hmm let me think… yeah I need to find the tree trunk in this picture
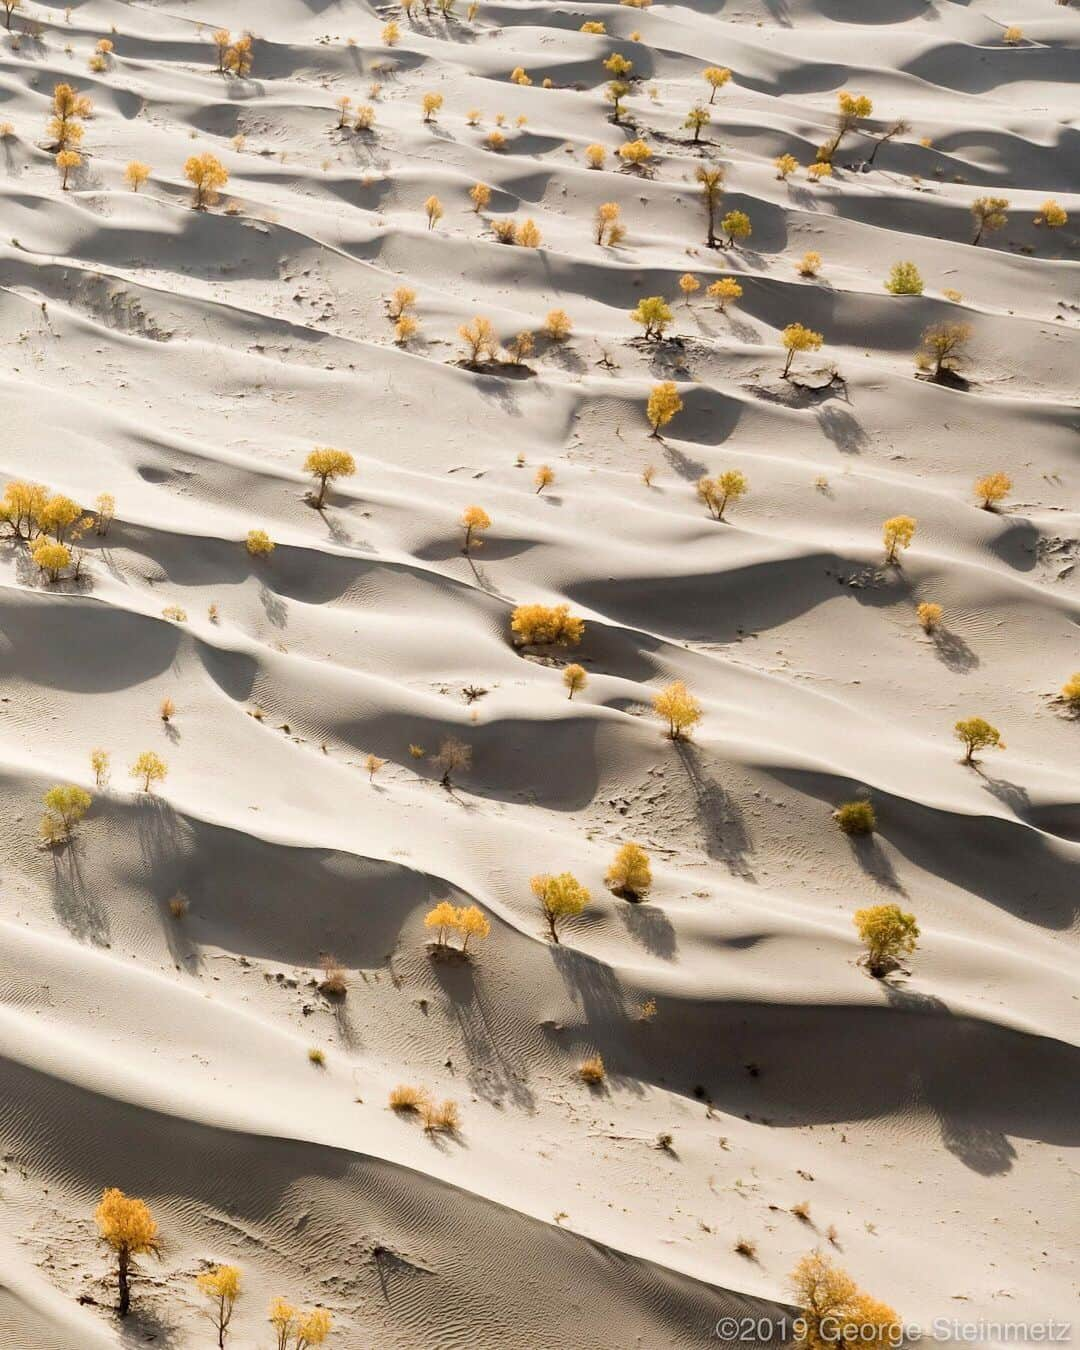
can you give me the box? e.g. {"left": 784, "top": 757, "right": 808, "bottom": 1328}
{"left": 117, "top": 1249, "right": 130, "bottom": 1317}
{"left": 782, "top": 348, "right": 794, "bottom": 378}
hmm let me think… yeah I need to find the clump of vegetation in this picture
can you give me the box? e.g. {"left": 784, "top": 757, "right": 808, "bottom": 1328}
{"left": 917, "top": 601, "right": 943, "bottom": 633}
{"left": 595, "top": 201, "right": 625, "bottom": 246}
{"left": 696, "top": 470, "right": 747, "bottom": 521}
{"left": 834, "top": 800, "right": 876, "bottom": 835}
{"left": 268, "top": 1299, "right": 332, "bottom": 1348}
{"left": 318, "top": 955, "right": 348, "bottom": 997}
{"left": 884, "top": 261, "right": 923, "bottom": 295}
{"left": 578, "top": 1055, "right": 606, "bottom": 1085}
{"left": 421, "top": 1098, "right": 461, "bottom": 1134}
{"left": 1035, "top": 199, "right": 1068, "bottom": 229}
{"left": 781, "top": 323, "right": 824, "bottom": 377}
{"left": 185, "top": 153, "right": 228, "bottom": 209}
{"left": 653, "top": 681, "right": 702, "bottom": 740}
{"left": 424, "top": 900, "right": 491, "bottom": 955}
{"left": 389, "top": 1084, "right": 429, "bottom": 1113}
{"left": 459, "top": 316, "right": 499, "bottom": 364}
{"left": 308, "top": 1047, "right": 326, "bottom": 1066}
{"left": 631, "top": 295, "right": 673, "bottom": 340}
{"left": 195, "top": 1264, "right": 241, "bottom": 1349}
{"left": 790, "top": 1250, "right": 900, "bottom": 1348}
{"left": 1060, "top": 673, "right": 1080, "bottom": 710}
{"left": 532, "top": 872, "right": 590, "bottom": 942}
{"left": 708, "top": 277, "right": 743, "bottom": 311}
{"left": 563, "top": 664, "right": 587, "bottom": 699}
{"left": 131, "top": 751, "right": 167, "bottom": 794}
{"left": 40, "top": 783, "right": 92, "bottom": 845}
{"left": 704, "top": 66, "right": 731, "bottom": 102}
{"left": 798, "top": 251, "right": 822, "bottom": 277}
{"left": 696, "top": 165, "right": 724, "bottom": 247}
{"left": 917, "top": 322, "right": 971, "bottom": 382}
{"left": 954, "top": 716, "right": 1003, "bottom": 764}
{"left": 304, "top": 447, "right": 355, "bottom": 509}
{"left": 971, "top": 195, "right": 1009, "bottom": 245}
{"left": 720, "top": 209, "right": 751, "bottom": 248}
{"left": 245, "top": 528, "right": 275, "bottom": 556}
{"left": 647, "top": 382, "right": 683, "bottom": 437}
{"left": 974, "top": 472, "right": 1011, "bottom": 510}
{"left": 430, "top": 737, "right": 471, "bottom": 789}
{"left": 775, "top": 154, "right": 799, "bottom": 180}
{"left": 510, "top": 603, "right": 584, "bottom": 647}
{"left": 543, "top": 308, "right": 572, "bottom": 340}
{"left": 855, "top": 904, "right": 919, "bottom": 977}
{"left": 819, "top": 89, "right": 873, "bottom": 163}
{"left": 882, "top": 515, "right": 916, "bottom": 564}
{"left": 461, "top": 504, "right": 491, "bottom": 551}
{"left": 605, "top": 842, "right": 652, "bottom": 901}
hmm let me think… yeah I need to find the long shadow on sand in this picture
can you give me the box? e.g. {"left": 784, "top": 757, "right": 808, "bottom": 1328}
{"left": 675, "top": 742, "right": 755, "bottom": 880}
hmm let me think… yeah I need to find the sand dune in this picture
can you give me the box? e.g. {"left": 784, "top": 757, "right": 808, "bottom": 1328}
{"left": 0, "top": 0, "right": 1076, "bottom": 1345}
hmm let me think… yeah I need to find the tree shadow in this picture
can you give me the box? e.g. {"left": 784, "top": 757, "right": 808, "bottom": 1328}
{"left": 433, "top": 962, "right": 535, "bottom": 1111}
{"left": 976, "top": 771, "right": 1032, "bottom": 821}
{"left": 117, "top": 1295, "right": 183, "bottom": 1348}
{"left": 550, "top": 946, "right": 643, "bottom": 1096}
{"left": 848, "top": 834, "right": 906, "bottom": 895}
{"left": 882, "top": 984, "right": 1017, "bottom": 1175}
{"left": 816, "top": 404, "right": 867, "bottom": 453}
{"left": 930, "top": 627, "right": 979, "bottom": 673}
{"left": 619, "top": 901, "right": 678, "bottom": 960}
{"left": 370, "top": 1244, "right": 436, "bottom": 1304}
{"left": 675, "top": 743, "right": 755, "bottom": 880}
{"left": 258, "top": 582, "right": 288, "bottom": 628}
{"left": 50, "top": 838, "right": 110, "bottom": 946}
{"left": 659, "top": 442, "right": 709, "bottom": 481}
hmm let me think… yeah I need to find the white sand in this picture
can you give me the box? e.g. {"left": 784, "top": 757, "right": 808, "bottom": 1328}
{"left": 0, "top": 0, "right": 1076, "bottom": 1345}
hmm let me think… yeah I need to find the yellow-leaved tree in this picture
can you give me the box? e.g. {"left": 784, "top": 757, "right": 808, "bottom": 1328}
{"left": 304, "top": 447, "right": 355, "bottom": 509}
{"left": 646, "top": 382, "right": 683, "bottom": 437}
{"left": 195, "top": 1264, "right": 241, "bottom": 1348}
{"left": 974, "top": 472, "right": 1011, "bottom": 510}
{"left": 653, "top": 681, "right": 702, "bottom": 740}
{"left": 954, "top": 716, "right": 1002, "bottom": 765}
{"left": 185, "top": 153, "right": 228, "bottom": 209}
{"left": 781, "top": 323, "right": 824, "bottom": 377}
{"left": 531, "top": 872, "right": 590, "bottom": 943}
{"left": 605, "top": 842, "right": 652, "bottom": 901}
{"left": 510, "top": 604, "right": 584, "bottom": 647}
{"left": 131, "top": 751, "right": 167, "bottom": 794}
{"left": 790, "top": 1250, "right": 900, "bottom": 1348}
{"left": 461, "top": 505, "right": 491, "bottom": 551}
{"left": 854, "top": 903, "right": 919, "bottom": 977}
{"left": 882, "top": 514, "right": 916, "bottom": 564}
{"left": 94, "top": 1188, "right": 161, "bottom": 1318}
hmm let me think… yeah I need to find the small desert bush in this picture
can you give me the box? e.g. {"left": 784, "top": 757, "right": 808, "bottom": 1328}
{"left": 510, "top": 603, "right": 584, "bottom": 647}
{"left": 578, "top": 1055, "right": 605, "bottom": 1085}
{"left": 422, "top": 1098, "right": 460, "bottom": 1133}
{"left": 834, "top": 800, "right": 876, "bottom": 835}
{"left": 389, "top": 1084, "right": 429, "bottom": 1113}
